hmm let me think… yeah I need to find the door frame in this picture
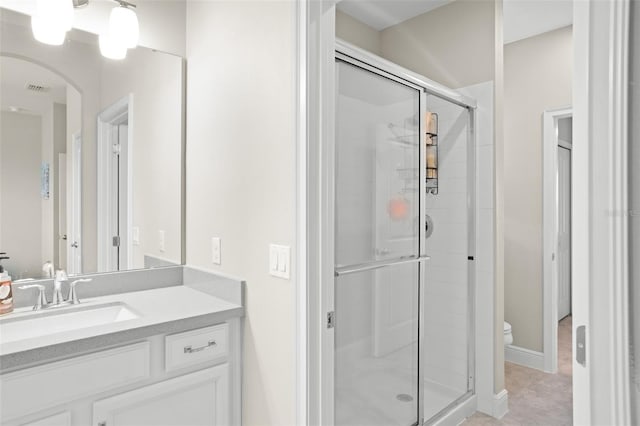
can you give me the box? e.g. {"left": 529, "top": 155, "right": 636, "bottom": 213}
{"left": 573, "top": 0, "right": 632, "bottom": 424}
{"left": 97, "top": 95, "right": 134, "bottom": 272}
{"left": 542, "top": 106, "right": 572, "bottom": 374}
{"left": 67, "top": 132, "right": 82, "bottom": 274}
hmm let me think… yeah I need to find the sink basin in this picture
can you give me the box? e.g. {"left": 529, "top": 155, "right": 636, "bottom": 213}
{"left": 0, "top": 302, "right": 139, "bottom": 344}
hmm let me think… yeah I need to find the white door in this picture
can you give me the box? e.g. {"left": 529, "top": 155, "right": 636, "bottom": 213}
{"left": 67, "top": 133, "right": 82, "bottom": 274}
{"left": 58, "top": 153, "right": 67, "bottom": 270}
{"left": 93, "top": 366, "right": 229, "bottom": 426}
{"left": 557, "top": 146, "right": 571, "bottom": 319}
{"left": 97, "top": 97, "right": 131, "bottom": 273}
{"left": 334, "top": 57, "right": 423, "bottom": 426}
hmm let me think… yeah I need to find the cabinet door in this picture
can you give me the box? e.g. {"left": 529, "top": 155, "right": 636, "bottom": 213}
{"left": 20, "top": 411, "right": 71, "bottom": 426}
{"left": 93, "top": 365, "right": 229, "bottom": 426}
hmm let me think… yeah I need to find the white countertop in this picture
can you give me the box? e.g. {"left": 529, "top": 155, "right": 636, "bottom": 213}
{"left": 0, "top": 286, "right": 242, "bottom": 357}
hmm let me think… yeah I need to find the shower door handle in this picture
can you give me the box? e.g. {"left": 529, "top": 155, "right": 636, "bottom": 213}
{"left": 334, "top": 255, "right": 430, "bottom": 277}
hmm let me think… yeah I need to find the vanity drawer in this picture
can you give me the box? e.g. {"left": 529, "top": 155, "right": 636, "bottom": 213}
{"left": 165, "top": 324, "right": 228, "bottom": 372}
{"left": 0, "top": 342, "right": 150, "bottom": 422}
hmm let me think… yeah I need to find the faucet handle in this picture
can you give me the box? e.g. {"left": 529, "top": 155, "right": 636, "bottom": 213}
{"left": 18, "top": 284, "right": 48, "bottom": 311}
{"left": 67, "top": 279, "right": 92, "bottom": 304}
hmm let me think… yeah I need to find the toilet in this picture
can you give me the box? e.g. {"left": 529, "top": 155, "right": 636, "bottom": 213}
{"left": 504, "top": 321, "right": 513, "bottom": 346}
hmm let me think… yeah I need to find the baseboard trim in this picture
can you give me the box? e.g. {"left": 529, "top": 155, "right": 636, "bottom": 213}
{"left": 505, "top": 345, "right": 545, "bottom": 371}
{"left": 492, "top": 389, "right": 509, "bottom": 419}
{"left": 431, "top": 394, "right": 476, "bottom": 426}
{"left": 475, "top": 389, "right": 509, "bottom": 420}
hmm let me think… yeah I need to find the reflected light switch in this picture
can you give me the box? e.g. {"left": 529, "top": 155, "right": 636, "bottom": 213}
{"left": 159, "top": 230, "right": 165, "bottom": 252}
{"left": 132, "top": 227, "right": 140, "bottom": 246}
{"left": 211, "top": 237, "right": 221, "bottom": 265}
{"left": 270, "top": 244, "right": 290, "bottom": 279}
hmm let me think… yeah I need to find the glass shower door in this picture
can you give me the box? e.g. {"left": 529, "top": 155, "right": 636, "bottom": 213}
{"left": 334, "top": 58, "right": 424, "bottom": 426}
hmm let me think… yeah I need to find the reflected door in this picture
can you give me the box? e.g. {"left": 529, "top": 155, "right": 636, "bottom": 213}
{"left": 558, "top": 146, "right": 571, "bottom": 319}
{"left": 334, "top": 58, "right": 423, "bottom": 426}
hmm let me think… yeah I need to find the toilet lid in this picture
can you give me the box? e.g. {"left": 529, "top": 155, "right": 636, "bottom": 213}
{"left": 504, "top": 322, "right": 512, "bottom": 333}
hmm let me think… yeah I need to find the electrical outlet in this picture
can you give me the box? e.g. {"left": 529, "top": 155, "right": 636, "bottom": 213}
{"left": 159, "top": 230, "right": 165, "bottom": 252}
{"left": 211, "top": 237, "right": 221, "bottom": 265}
{"left": 269, "top": 244, "right": 290, "bottom": 279}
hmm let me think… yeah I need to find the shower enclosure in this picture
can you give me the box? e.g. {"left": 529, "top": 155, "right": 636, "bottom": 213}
{"left": 333, "top": 41, "right": 475, "bottom": 425}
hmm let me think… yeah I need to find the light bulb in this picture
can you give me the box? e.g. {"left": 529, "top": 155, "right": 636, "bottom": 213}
{"left": 99, "top": 34, "right": 127, "bottom": 60}
{"left": 32, "top": 16, "right": 66, "bottom": 46}
{"left": 31, "top": 0, "right": 73, "bottom": 46}
{"left": 109, "top": 5, "right": 139, "bottom": 49}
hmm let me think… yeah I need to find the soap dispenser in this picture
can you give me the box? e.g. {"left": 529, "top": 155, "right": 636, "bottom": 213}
{"left": 0, "top": 254, "right": 13, "bottom": 315}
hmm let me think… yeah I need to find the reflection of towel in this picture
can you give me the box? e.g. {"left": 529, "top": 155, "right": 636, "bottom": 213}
{"left": 425, "top": 112, "right": 438, "bottom": 134}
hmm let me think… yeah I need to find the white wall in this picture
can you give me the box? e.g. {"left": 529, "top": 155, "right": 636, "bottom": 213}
{"left": 628, "top": 1, "right": 640, "bottom": 421}
{"left": 185, "top": 2, "right": 297, "bottom": 425}
{"left": 503, "top": 26, "right": 572, "bottom": 352}
{"left": 100, "top": 47, "right": 183, "bottom": 269}
{"left": 0, "top": 111, "right": 42, "bottom": 279}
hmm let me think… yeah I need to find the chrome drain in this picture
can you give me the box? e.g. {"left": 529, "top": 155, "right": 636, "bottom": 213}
{"left": 396, "top": 394, "right": 413, "bottom": 402}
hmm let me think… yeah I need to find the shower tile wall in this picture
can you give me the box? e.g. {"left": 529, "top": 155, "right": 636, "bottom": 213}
{"left": 424, "top": 95, "right": 470, "bottom": 396}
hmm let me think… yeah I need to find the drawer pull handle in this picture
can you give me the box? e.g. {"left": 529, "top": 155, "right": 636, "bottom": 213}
{"left": 184, "top": 340, "right": 217, "bottom": 354}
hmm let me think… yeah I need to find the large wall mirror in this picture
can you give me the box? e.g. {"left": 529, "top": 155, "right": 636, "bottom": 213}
{"left": 0, "top": 8, "right": 184, "bottom": 280}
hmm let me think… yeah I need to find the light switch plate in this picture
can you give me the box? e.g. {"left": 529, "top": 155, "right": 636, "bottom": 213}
{"left": 211, "top": 237, "right": 221, "bottom": 265}
{"left": 269, "top": 244, "right": 290, "bottom": 279}
{"left": 159, "top": 230, "right": 165, "bottom": 252}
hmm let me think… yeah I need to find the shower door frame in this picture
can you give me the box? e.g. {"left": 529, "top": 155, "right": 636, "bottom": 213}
{"left": 325, "top": 39, "right": 478, "bottom": 426}
{"left": 334, "top": 50, "right": 428, "bottom": 426}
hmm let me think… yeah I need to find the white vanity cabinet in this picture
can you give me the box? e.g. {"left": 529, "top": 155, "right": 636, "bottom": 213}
{"left": 0, "top": 320, "right": 241, "bottom": 426}
{"left": 92, "top": 365, "right": 229, "bottom": 426}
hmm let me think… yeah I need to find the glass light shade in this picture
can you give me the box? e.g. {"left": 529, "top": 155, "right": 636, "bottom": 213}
{"left": 109, "top": 6, "right": 139, "bottom": 49}
{"left": 31, "top": 0, "right": 73, "bottom": 45}
{"left": 31, "top": 16, "right": 66, "bottom": 46}
{"left": 99, "top": 34, "right": 127, "bottom": 60}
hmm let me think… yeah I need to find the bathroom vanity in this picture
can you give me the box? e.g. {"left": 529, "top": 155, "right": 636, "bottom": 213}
{"left": 0, "top": 267, "right": 244, "bottom": 426}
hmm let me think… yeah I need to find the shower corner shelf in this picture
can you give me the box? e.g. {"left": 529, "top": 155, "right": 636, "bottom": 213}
{"left": 425, "top": 112, "right": 438, "bottom": 195}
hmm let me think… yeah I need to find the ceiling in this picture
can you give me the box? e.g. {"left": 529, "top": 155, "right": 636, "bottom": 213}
{"left": 503, "top": 0, "right": 573, "bottom": 44}
{"left": 336, "top": 0, "right": 573, "bottom": 43}
{"left": 337, "top": 0, "right": 454, "bottom": 31}
{"left": 1, "top": 56, "right": 68, "bottom": 115}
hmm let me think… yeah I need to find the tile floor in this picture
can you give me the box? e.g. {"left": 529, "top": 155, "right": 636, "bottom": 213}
{"left": 462, "top": 316, "right": 573, "bottom": 426}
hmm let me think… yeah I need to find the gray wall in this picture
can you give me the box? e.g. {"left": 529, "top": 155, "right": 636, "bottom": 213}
{"left": 336, "top": 10, "right": 381, "bottom": 55}
{"left": 0, "top": 111, "right": 42, "bottom": 278}
{"left": 504, "top": 26, "right": 572, "bottom": 351}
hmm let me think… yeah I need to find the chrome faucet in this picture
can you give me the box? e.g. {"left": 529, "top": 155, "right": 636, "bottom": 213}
{"left": 67, "top": 278, "right": 92, "bottom": 304}
{"left": 18, "top": 284, "right": 48, "bottom": 311}
{"left": 52, "top": 270, "right": 68, "bottom": 305}
{"left": 42, "top": 261, "right": 54, "bottom": 279}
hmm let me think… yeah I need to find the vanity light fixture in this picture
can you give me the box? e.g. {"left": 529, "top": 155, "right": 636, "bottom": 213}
{"left": 100, "top": 0, "right": 139, "bottom": 60}
{"left": 31, "top": 0, "right": 74, "bottom": 46}
{"left": 29, "top": 0, "right": 139, "bottom": 60}
{"left": 109, "top": 1, "right": 140, "bottom": 49}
